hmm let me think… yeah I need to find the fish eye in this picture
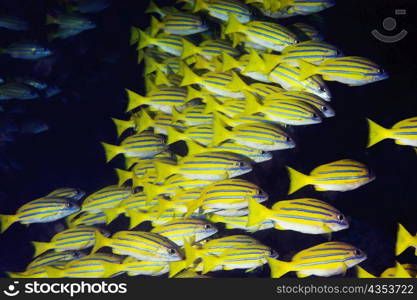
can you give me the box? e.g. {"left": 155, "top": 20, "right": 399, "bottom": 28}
{"left": 167, "top": 248, "right": 177, "bottom": 256}
{"left": 285, "top": 136, "right": 291, "bottom": 142}
{"left": 377, "top": 68, "right": 384, "bottom": 74}
{"left": 354, "top": 249, "right": 362, "bottom": 256}
{"left": 204, "top": 224, "right": 213, "bottom": 230}
{"left": 312, "top": 113, "right": 318, "bottom": 119}
{"left": 319, "top": 87, "right": 325, "bottom": 92}
{"left": 321, "top": 106, "right": 328, "bottom": 111}
{"left": 237, "top": 161, "right": 245, "bottom": 168}
{"left": 337, "top": 214, "right": 345, "bottom": 221}
{"left": 269, "top": 249, "right": 278, "bottom": 257}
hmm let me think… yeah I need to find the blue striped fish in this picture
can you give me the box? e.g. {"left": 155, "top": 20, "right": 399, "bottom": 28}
{"left": 66, "top": 211, "right": 107, "bottom": 227}
{"left": 186, "top": 139, "right": 273, "bottom": 163}
{"left": 248, "top": 198, "right": 349, "bottom": 234}
{"left": 292, "top": 23, "right": 324, "bottom": 41}
{"left": 27, "top": 251, "right": 86, "bottom": 270}
{"left": 245, "top": 92, "right": 322, "bottom": 125}
{"left": 180, "top": 65, "right": 245, "bottom": 99}
{"left": 133, "top": 110, "right": 187, "bottom": 135}
{"left": 186, "top": 179, "right": 268, "bottom": 216}
{"left": 123, "top": 256, "right": 169, "bottom": 276}
{"left": 224, "top": 14, "right": 298, "bottom": 52}
{"left": 0, "top": 82, "right": 39, "bottom": 100}
{"left": 278, "top": 0, "right": 335, "bottom": 18}
{"left": 31, "top": 227, "right": 110, "bottom": 257}
{"left": 208, "top": 214, "right": 274, "bottom": 232}
{"left": 298, "top": 56, "right": 388, "bottom": 86}
{"left": 46, "top": 188, "right": 85, "bottom": 201}
{"left": 80, "top": 185, "right": 133, "bottom": 213}
{"left": 125, "top": 87, "right": 187, "bottom": 114}
{"left": 204, "top": 97, "right": 247, "bottom": 119}
{"left": 268, "top": 241, "right": 366, "bottom": 278}
{"left": 92, "top": 230, "right": 183, "bottom": 262}
{"left": 101, "top": 132, "right": 167, "bottom": 162}
{"left": 181, "top": 39, "right": 240, "bottom": 61}
{"left": 46, "top": 13, "right": 96, "bottom": 31}
{"left": 212, "top": 118, "right": 295, "bottom": 151}
{"left": 249, "top": 82, "right": 284, "bottom": 98}
{"left": 138, "top": 30, "right": 185, "bottom": 57}
{"left": 44, "top": 253, "right": 125, "bottom": 278}
{"left": 156, "top": 187, "right": 205, "bottom": 215}
{"left": 151, "top": 14, "right": 208, "bottom": 36}
{"left": 262, "top": 40, "right": 342, "bottom": 70}
{"left": 0, "top": 197, "right": 79, "bottom": 233}
{"left": 193, "top": 0, "right": 252, "bottom": 23}
{"left": 154, "top": 151, "right": 253, "bottom": 181}
{"left": 367, "top": 117, "right": 417, "bottom": 148}
{"left": 172, "top": 104, "right": 213, "bottom": 126}
{"left": 269, "top": 62, "right": 331, "bottom": 101}
{"left": 357, "top": 262, "right": 412, "bottom": 278}
{"left": 1, "top": 42, "right": 52, "bottom": 60}
{"left": 167, "top": 124, "right": 214, "bottom": 146}
{"left": 0, "top": 15, "right": 29, "bottom": 31}
{"left": 286, "top": 159, "right": 375, "bottom": 194}
{"left": 151, "top": 218, "right": 218, "bottom": 246}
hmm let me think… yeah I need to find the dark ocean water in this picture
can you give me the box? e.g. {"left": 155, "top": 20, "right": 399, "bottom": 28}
{"left": 0, "top": 0, "right": 416, "bottom": 278}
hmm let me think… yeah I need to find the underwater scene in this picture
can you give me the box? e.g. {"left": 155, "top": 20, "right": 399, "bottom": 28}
{"left": 0, "top": 0, "right": 417, "bottom": 279}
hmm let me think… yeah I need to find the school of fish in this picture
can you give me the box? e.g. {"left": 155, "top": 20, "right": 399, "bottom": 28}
{"left": 2, "top": 0, "right": 417, "bottom": 279}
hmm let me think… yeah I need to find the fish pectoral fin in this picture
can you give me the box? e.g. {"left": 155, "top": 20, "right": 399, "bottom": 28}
{"left": 296, "top": 272, "right": 310, "bottom": 278}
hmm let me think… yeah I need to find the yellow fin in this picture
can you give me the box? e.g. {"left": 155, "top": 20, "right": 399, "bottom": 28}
{"left": 186, "top": 140, "right": 208, "bottom": 156}
{"left": 262, "top": 53, "right": 284, "bottom": 73}
{"left": 91, "top": 230, "right": 111, "bottom": 254}
{"left": 150, "top": 16, "right": 163, "bottom": 36}
{"left": 180, "top": 64, "right": 201, "bottom": 87}
{"left": 114, "top": 168, "right": 132, "bottom": 186}
{"left": 184, "top": 239, "right": 199, "bottom": 267}
{"left": 211, "top": 114, "right": 231, "bottom": 146}
{"left": 267, "top": 257, "right": 292, "bottom": 278}
{"left": 101, "top": 142, "right": 122, "bottom": 163}
{"left": 202, "top": 254, "right": 222, "bottom": 274}
{"left": 247, "top": 199, "right": 271, "bottom": 227}
{"left": 244, "top": 91, "right": 262, "bottom": 115}
{"left": 181, "top": 39, "right": 200, "bottom": 60}
{"left": 169, "top": 260, "right": 187, "bottom": 278}
{"left": 366, "top": 119, "right": 391, "bottom": 148}
{"left": 103, "top": 207, "right": 123, "bottom": 224}
{"left": 126, "top": 210, "right": 151, "bottom": 229}
{"left": 193, "top": 0, "right": 209, "bottom": 13}
{"left": 32, "top": 241, "right": 53, "bottom": 258}
{"left": 143, "top": 182, "right": 162, "bottom": 203}
{"left": 154, "top": 160, "right": 178, "bottom": 182}
{"left": 130, "top": 26, "right": 140, "bottom": 45}
{"left": 0, "top": 214, "right": 18, "bottom": 234}
{"left": 138, "top": 29, "right": 155, "bottom": 50}
{"left": 137, "top": 109, "right": 154, "bottom": 133}
{"left": 243, "top": 50, "right": 266, "bottom": 73}
{"left": 356, "top": 266, "right": 376, "bottom": 278}
{"left": 145, "top": 0, "right": 163, "bottom": 16}
{"left": 396, "top": 223, "right": 415, "bottom": 256}
{"left": 222, "top": 53, "right": 240, "bottom": 72}
{"left": 298, "top": 60, "right": 318, "bottom": 81}
{"left": 44, "top": 266, "right": 65, "bottom": 278}
{"left": 167, "top": 127, "right": 186, "bottom": 145}
{"left": 224, "top": 13, "right": 246, "bottom": 35}
{"left": 227, "top": 71, "right": 249, "bottom": 91}
{"left": 112, "top": 118, "right": 134, "bottom": 137}
{"left": 155, "top": 69, "right": 170, "bottom": 86}
{"left": 286, "top": 166, "right": 311, "bottom": 194}
{"left": 125, "top": 89, "right": 147, "bottom": 112}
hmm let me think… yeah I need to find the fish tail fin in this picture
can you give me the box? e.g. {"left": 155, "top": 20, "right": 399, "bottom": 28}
{"left": 101, "top": 142, "right": 122, "bottom": 163}
{"left": 155, "top": 69, "right": 170, "bottom": 86}
{"left": 184, "top": 239, "right": 199, "bottom": 267}
{"left": 46, "top": 14, "right": 57, "bottom": 25}
{"left": 115, "top": 168, "right": 132, "bottom": 186}
{"left": 227, "top": 71, "right": 249, "bottom": 91}
{"left": 224, "top": 13, "right": 245, "bottom": 35}
{"left": 243, "top": 49, "right": 266, "bottom": 73}
{"left": 202, "top": 254, "right": 222, "bottom": 274}
{"left": 169, "top": 260, "right": 187, "bottom": 278}
{"left": 366, "top": 118, "right": 391, "bottom": 148}
{"left": 186, "top": 140, "right": 207, "bottom": 156}
{"left": 137, "top": 49, "right": 145, "bottom": 64}
{"left": 103, "top": 207, "right": 123, "bottom": 224}
{"left": 143, "top": 182, "right": 162, "bottom": 203}
{"left": 65, "top": 212, "right": 80, "bottom": 227}
{"left": 267, "top": 257, "right": 292, "bottom": 278}
{"left": 261, "top": 53, "right": 283, "bottom": 73}
{"left": 167, "top": 126, "right": 186, "bottom": 145}
{"left": 150, "top": 16, "right": 163, "bottom": 36}
{"left": 286, "top": 166, "right": 310, "bottom": 194}
{"left": 144, "top": 56, "right": 161, "bottom": 75}
{"left": 396, "top": 223, "right": 415, "bottom": 256}
{"left": 130, "top": 26, "right": 140, "bottom": 45}
{"left": 298, "top": 60, "right": 318, "bottom": 81}
{"left": 145, "top": 0, "right": 163, "bottom": 17}
{"left": 356, "top": 266, "right": 376, "bottom": 278}
{"left": 137, "top": 29, "right": 155, "bottom": 50}
{"left": 156, "top": 198, "right": 172, "bottom": 217}
{"left": 247, "top": 199, "right": 271, "bottom": 227}
{"left": 91, "top": 229, "right": 110, "bottom": 254}
{"left": 112, "top": 118, "right": 134, "bottom": 137}
{"left": 125, "top": 88, "right": 147, "bottom": 112}
{"left": 180, "top": 64, "right": 201, "bottom": 87}
{"left": 211, "top": 115, "right": 230, "bottom": 146}
{"left": 186, "top": 86, "right": 203, "bottom": 101}
{"left": 0, "top": 214, "right": 18, "bottom": 233}
{"left": 124, "top": 156, "right": 137, "bottom": 170}
{"left": 393, "top": 262, "right": 412, "bottom": 278}
{"left": 137, "top": 109, "right": 154, "bottom": 132}
{"left": 44, "top": 266, "right": 66, "bottom": 278}
{"left": 126, "top": 210, "right": 151, "bottom": 229}
{"left": 181, "top": 39, "right": 200, "bottom": 60}
{"left": 221, "top": 53, "right": 240, "bottom": 72}
{"left": 145, "top": 75, "right": 158, "bottom": 92}
{"left": 244, "top": 90, "right": 262, "bottom": 115}
{"left": 32, "top": 241, "right": 52, "bottom": 258}
{"left": 193, "top": 0, "right": 209, "bottom": 13}
{"left": 203, "top": 95, "right": 221, "bottom": 114}
{"left": 154, "top": 160, "right": 178, "bottom": 182}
